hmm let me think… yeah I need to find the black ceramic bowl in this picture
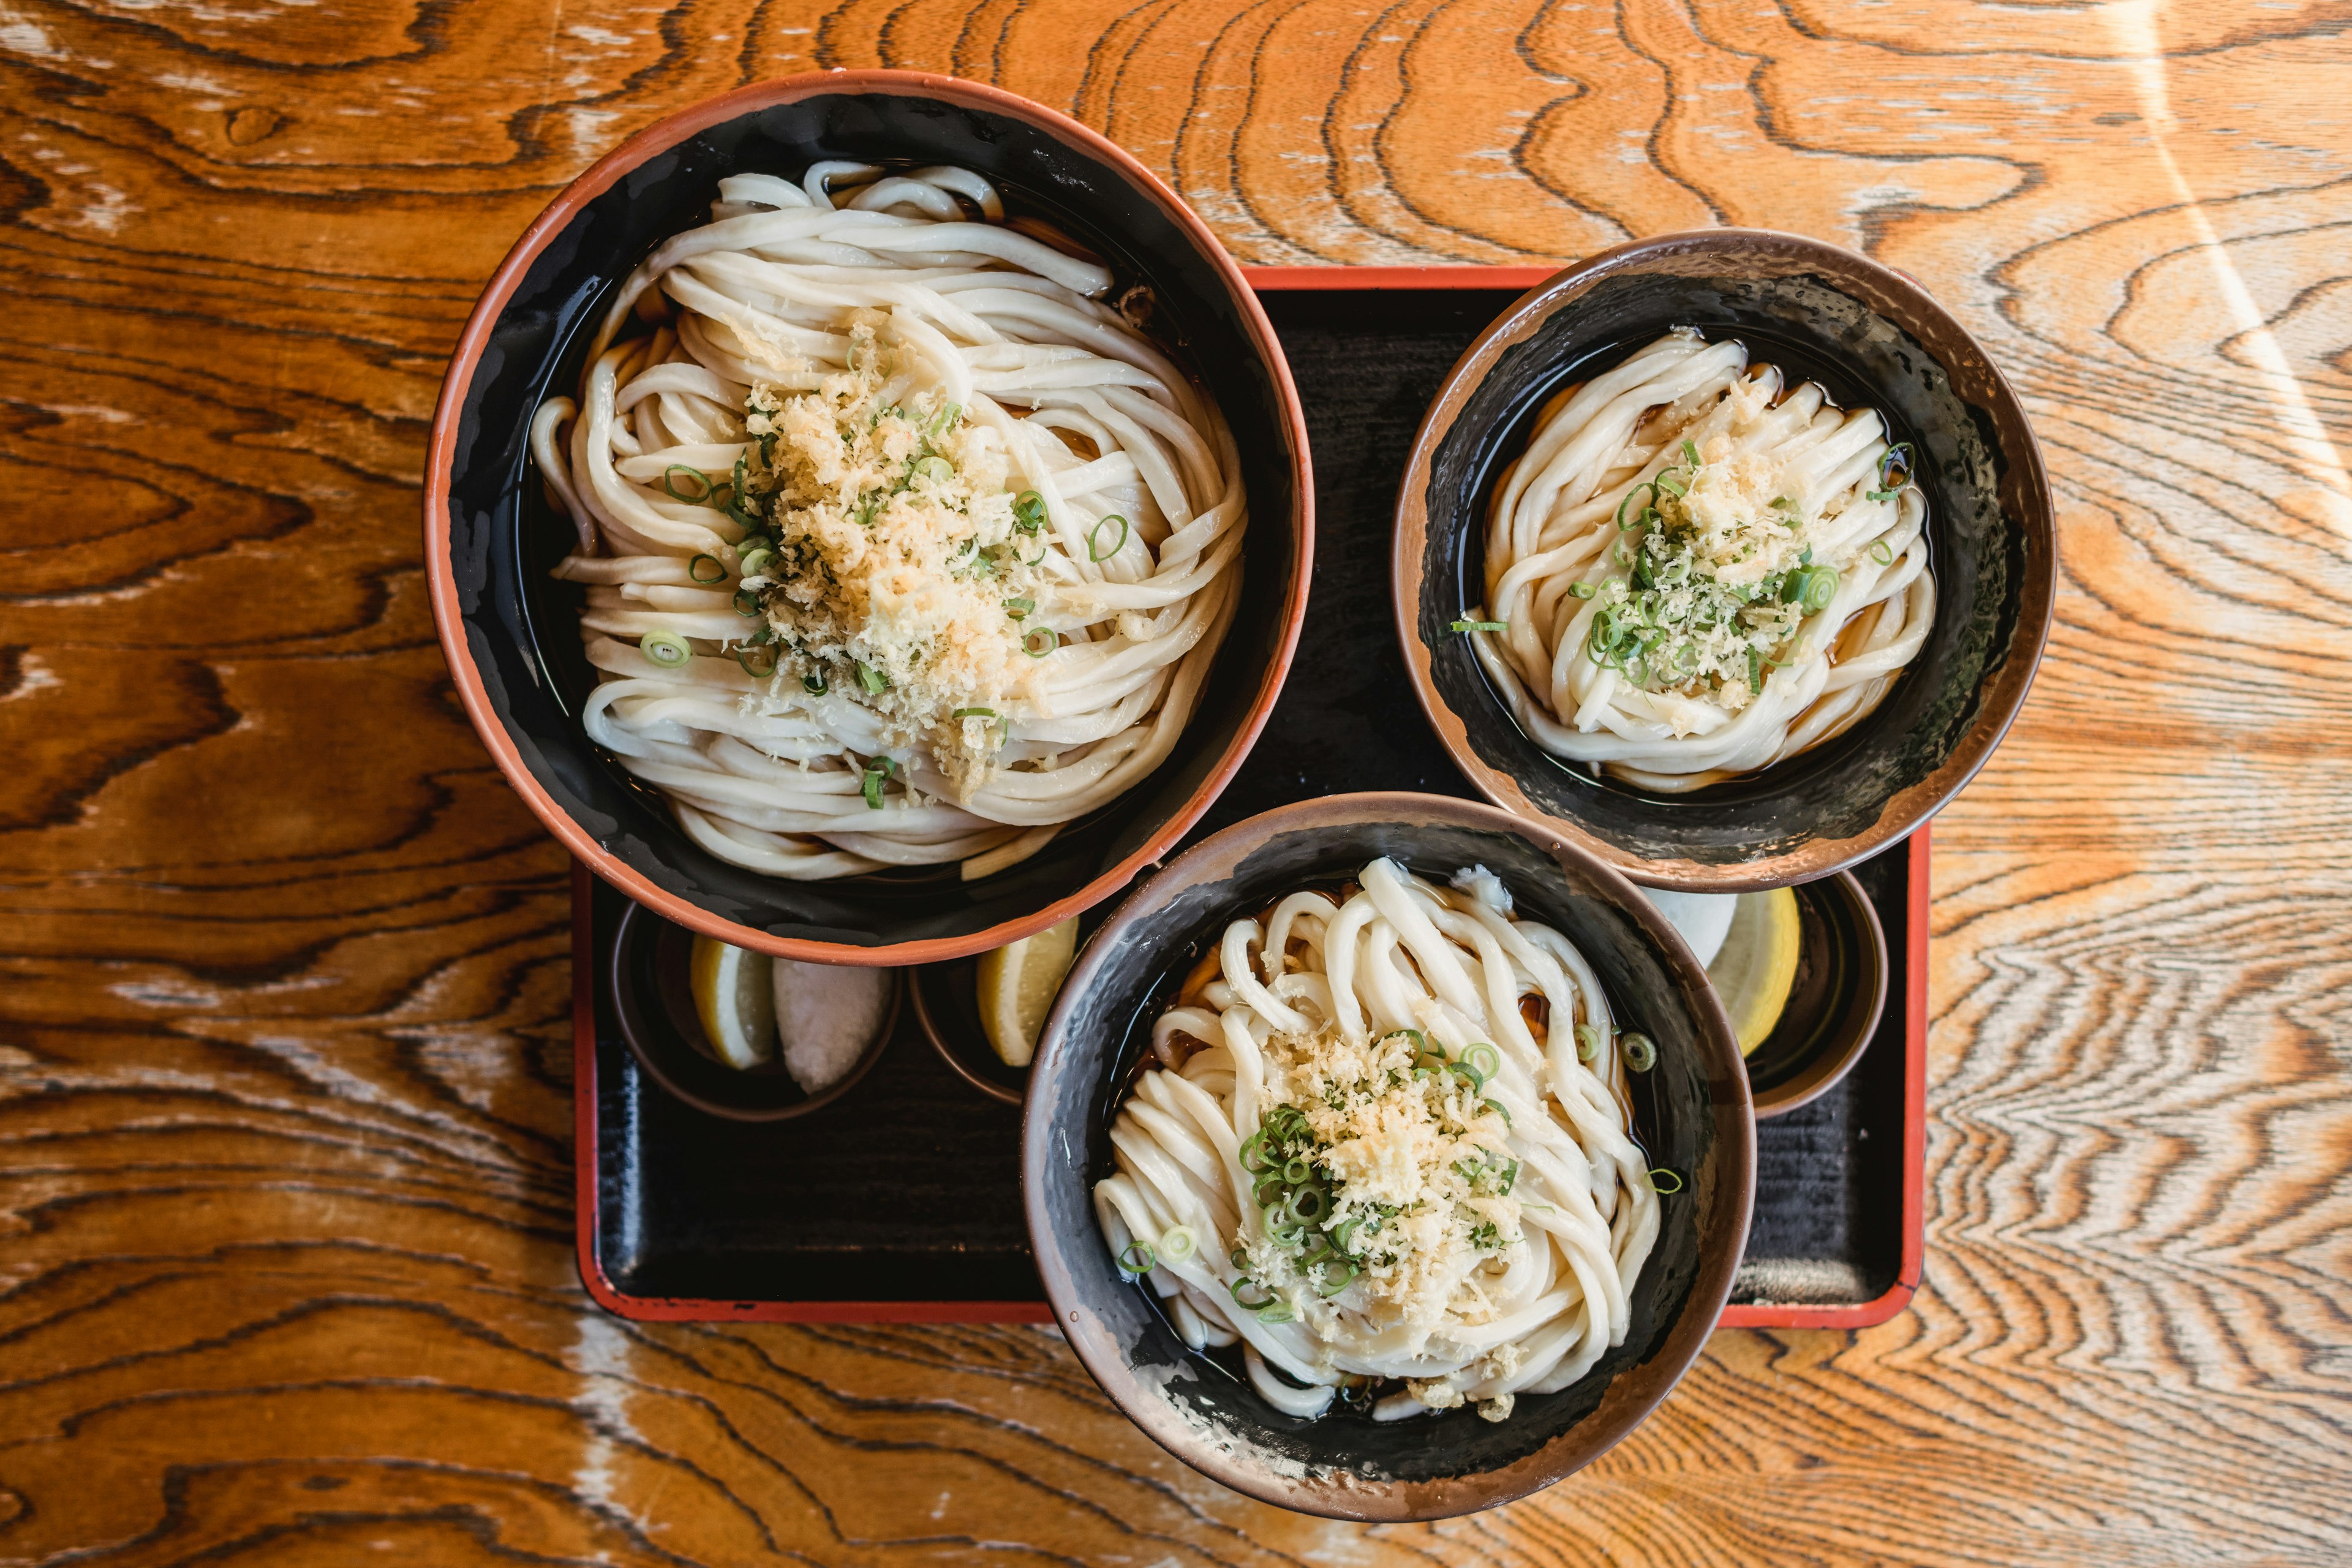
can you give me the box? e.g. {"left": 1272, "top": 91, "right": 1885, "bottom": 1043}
{"left": 426, "top": 72, "right": 1311, "bottom": 965}
{"left": 1022, "top": 793, "right": 1753, "bottom": 1520}
{"left": 1394, "top": 232, "right": 2052, "bottom": 891}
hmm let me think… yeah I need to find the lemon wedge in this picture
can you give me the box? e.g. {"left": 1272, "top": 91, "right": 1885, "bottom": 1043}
{"left": 689, "top": 935, "right": 777, "bottom": 1069}
{"left": 976, "top": 916, "right": 1079, "bottom": 1068}
{"left": 1706, "top": 887, "right": 1803, "bottom": 1057}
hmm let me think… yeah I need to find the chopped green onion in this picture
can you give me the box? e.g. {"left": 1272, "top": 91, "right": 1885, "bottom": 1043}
{"left": 1482, "top": 1096, "right": 1511, "bottom": 1126}
{"left": 1681, "top": 438, "right": 1702, "bottom": 466}
{"left": 1238, "top": 1129, "right": 1272, "bottom": 1174}
{"left": 1087, "top": 514, "right": 1129, "bottom": 561}
{"left": 1452, "top": 618, "right": 1508, "bottom": 634}
{"left": 1158, "top": 1224, "right": 1198, "bottom": 1264}
{"left": 1648, "top": 1168, "right": 1684, "bottom": 1195}
{"left": 689, "top": 553, "right": 726, "bottom": 584}
{"left": 733, "top": 588, "right": 763, "bottom": 617}
{"left": 662, "top": 464, "right": 714, "bottom": 503}
{"left": 1653, "top": 470, "right": 1687, "bottom": 499}
{"left": 1871, "top": 539, "right": 1896, "bottom": 566}
{"left": 1463, "top": 1042, "right": 1502, "bottom": 1080}
{"left": 952, "top": 707, "right": 998, "bottom": 720}
{"left": 737, "top": 546, "right": 774, "bottom": 578}
{"left": 929, "top": 401, "right": 962, "bottom": 435}
{"left": 1568, "top": 581, "right": 1597, "bottom": 600}
{"left": 1796, "top": 565, "right": 1839, "bottom": 613}
{"left": 1256, "top": 1301, "right": 1297, "bottom": 1324}
{"left": 1315, "top": 1259, "right": 1358, "bottom": 1297}
{"left": 1005, "top": 596, "right": 1035, "bottom": 620}
{"left": 1023, "top": 627, "right": 1057, "bottom": 658}
{"left": 911, "top": 454, "right": 954, "bottom": 484}
{"left": 855, "top": 661, "right": 888, "bottom": 694}
{"left": 639, "top": 631, "right": 690, "bottom": 669}
{"left": 802, "top": 672, "right": 827, "bottom": 695}
{"left": 1118, "top": 1240, "right": 1156, "bottom": 1273}
{"left": 1771, "top": 495, "right": 1798, "bottom": 516}
{"left": 1575, "top": 1022, "right": 1602, "bottom": 1061}
{"left": 1282, "top": 1156, "right": 1311, "bottom": 1185}
{"left": 1615, "top": 481, "right": 1656, "bottom": 532}
{"left": 861, "top": 755, "right": 894, "bottom": 809}
{"left": 1012, "top": 489, "right": 1047, "bottom": 533}
{"left": 1231, "top": 1277, "right": 1274, "bottom": 1310}
{"left": 734, "top": 645, "right": 777, "bottom": 679}
{"left": 1622, "top": 1032, "right": 1657, "bottom": 1072}
{"left": 1287, "top": 1186, "right": 1328, "bottom": 1224}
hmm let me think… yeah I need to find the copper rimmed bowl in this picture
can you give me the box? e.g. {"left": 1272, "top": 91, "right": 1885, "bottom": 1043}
{"left": 424, "top": 72, "right": 1311, "bottom": 963}
{"left": 1023, "top": 793, "right": 1752, "bottom": 1520}
{"left": 1393, "top": 231, "right": 2052, "bottom": 891}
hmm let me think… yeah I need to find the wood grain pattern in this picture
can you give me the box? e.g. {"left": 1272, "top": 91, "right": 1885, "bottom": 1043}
{"left": 2, "top": 0, "right": 2350, "bottom": 1559}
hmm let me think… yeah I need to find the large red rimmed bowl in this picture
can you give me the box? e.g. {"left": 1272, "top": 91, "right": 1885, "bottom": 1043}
{"left": 424, "top": 72, "right": 1312, "bottom": 964}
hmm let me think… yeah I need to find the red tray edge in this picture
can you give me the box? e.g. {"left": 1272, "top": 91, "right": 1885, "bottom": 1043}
{"left": 571, "top": 263, "right": 1933, "bottom": 1333}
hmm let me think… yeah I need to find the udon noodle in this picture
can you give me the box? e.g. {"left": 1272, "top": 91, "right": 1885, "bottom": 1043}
{"left": 1467, "top": 329, "right": 1933, "bottom": 792}
{"left": 531, "top": 163, "right": 1245, "bottom": 880}
{"left": 1095, "top": 858, "right": 1662, "bottom": 1423}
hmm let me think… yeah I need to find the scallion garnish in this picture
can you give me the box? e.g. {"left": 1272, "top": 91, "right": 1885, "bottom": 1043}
{"left": 689, "top": 553, "right": 726, "bottom": 584}
{"left": 1004, "top": 596, "right": 1034, "bottom": 620}
{"left": 1118, "top": 1240, "right": 1156, "bottom": 1273}
{"left": 1574, "top": 1023, "right": 1603, "bottom": 1063}
{"left": 639, "top": 631, "right": 690, "bottom": 668}
{"left": 662, "top": 464, "right": 714, "bottom": 503}
{"left": 737, "top": 546, "right": 774, "bottom": 578}
{"left": 1087, "top": 513, "right": 1129, "bottom": 562}
{"left": 1158, "top": 1225, "right": 1198, "bottom": 1265}
{"left": 1622, "top": 1032, "right": 1657, "bottom": 1072}
{"left": 1023, "top": 627, "right": 1057, "bottom": 658}
{"left": 952, "top": 707, "right": 997, "bottom": 720}
{"left": 855, "top": 661, "right": 888, "bottom": 694}
{"left": 735, "top": 645, "right": 777, "bottom": 679}
{"left": 1648, "top": 1168, "right": 1684, "bottom": 1194}
{"left": 1012, "top": 489, "right": 1047, "bottom": 533}
{"left": 1568, "top": 581, "right": 1597, "bottom": 600}
{"left": 1452, "top": 617, "right": 1508, "bottom": 634}
{"left": 802, "top": 672, "right": 827, "bottom": 695}
{"left": 1870, "top": 539, "right": 1896, "bottom": 566}
{"left": 733, "top": 588, "right": 763, "bottom": 617}
{"left": 861, "top": 755, "right": 894, "bottom": 809}
{"left": 1462, "top": 1042, "right": 1502, "bottom": 1080}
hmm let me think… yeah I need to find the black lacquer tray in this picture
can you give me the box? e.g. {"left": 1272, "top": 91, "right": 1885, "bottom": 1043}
{"left": 574, "top": 271, "right": 1925, "bottom": 1328}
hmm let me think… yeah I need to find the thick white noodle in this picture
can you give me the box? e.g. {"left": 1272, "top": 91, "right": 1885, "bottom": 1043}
{"left": 530, "top": 166, "right": 1245, "bottom": 879}
{"left": 1095, "top": 859, "right": 1660, "bottom": 1423}
{"left": 1467, "top": 331, "right": 1935, "bottom": 792}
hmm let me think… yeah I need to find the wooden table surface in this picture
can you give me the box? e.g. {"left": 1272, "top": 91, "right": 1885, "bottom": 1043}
{"left": 5, "top": 1, "right": 2350, "bottom": 1561}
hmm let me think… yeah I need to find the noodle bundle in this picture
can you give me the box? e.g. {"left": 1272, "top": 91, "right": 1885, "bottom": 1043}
{"left": 1467, "top": 329, "right": 1934, "bottom": 792}
{"left": 531, "top": 163, "right": 1245, "bottom": 880}
{"left": 1094, "top": 858, "right": 1662, "bottom": 1423}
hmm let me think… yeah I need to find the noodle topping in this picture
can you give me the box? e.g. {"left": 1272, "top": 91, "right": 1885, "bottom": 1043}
{"left": 1237, "top": 1025, "right": 1522, "bottom": 1345}
{"left": 734, "top": 316, "right": 1041, "bottom": 795}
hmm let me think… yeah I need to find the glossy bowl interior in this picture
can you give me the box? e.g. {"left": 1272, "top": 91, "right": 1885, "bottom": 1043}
{"left": 1395, "top": 232, "right": 2052, "bottom": 891}
{"left": 428, "top": 72, "right": 1309, "bottom": 962}
{"left": 1023, "top": 793, "right": 1753, "bottom": 1520}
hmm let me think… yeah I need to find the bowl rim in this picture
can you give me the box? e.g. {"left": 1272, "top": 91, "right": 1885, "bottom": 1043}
{"left": 1020, "top": 790, "right": 1754, "bottom": 1520}
{"left": 1750, "top": 867, "right": 1888, "bottom": 1119}
{"left": 423, "top": 69, "right": 1314, "bottom": 965}
{"left": 1390, "top": 228, "right": 2054, "bottom": 891}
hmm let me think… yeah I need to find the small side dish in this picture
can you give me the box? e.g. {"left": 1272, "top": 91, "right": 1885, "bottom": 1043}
{"left": 688, "top": 933, "right": 892, "bottom": 1092}
{"left": 534, "top": 162, "right": 1247, "bottom": 881}
{"left": 1095, "top": 857, "right": 1665, "bottom": 1424}
{"left": 1464, "top": 330, "right": 1933, "bottom": 793}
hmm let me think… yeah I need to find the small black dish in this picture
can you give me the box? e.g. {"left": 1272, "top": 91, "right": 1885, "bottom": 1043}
{"left": 910, "top": 959, "right": 1025, "bottom": 1106}
{"left": 1745, "top": 870, "right": 1888, "bottom": 1118}
{"left": 1023, "top": 792, "right": 1752, "bottom": 1521}
{"left": 1394, "top": 230, "right": 2053, "bottom": 891}
{"left": 606, "top": 899, "right": 899, "bottom": 1121}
